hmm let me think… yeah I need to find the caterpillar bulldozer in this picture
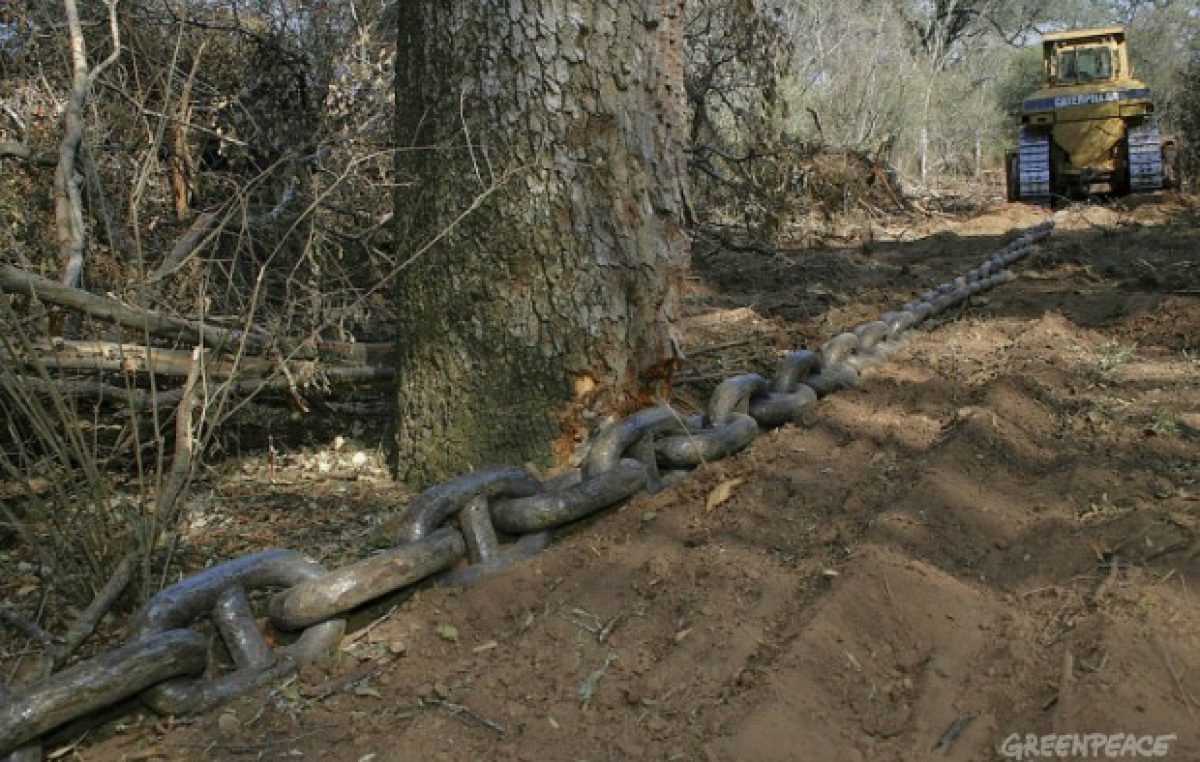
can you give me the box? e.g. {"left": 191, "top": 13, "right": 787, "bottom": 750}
{"left": 1006, "top": 26, "right": 1177, "bottom": 204}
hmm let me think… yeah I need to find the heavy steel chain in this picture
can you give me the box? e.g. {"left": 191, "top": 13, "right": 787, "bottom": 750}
{"left": 0, "top": 221, "right": 1054, "bottom": 757}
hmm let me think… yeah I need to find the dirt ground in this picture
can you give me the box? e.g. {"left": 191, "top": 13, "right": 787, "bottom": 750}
{"left": 25, "top": 194, "right": 1200, "bottom": 760}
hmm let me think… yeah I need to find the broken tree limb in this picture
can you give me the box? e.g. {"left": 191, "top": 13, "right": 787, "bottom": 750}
{"left": 41, "top": 551, "right": 137, "bottom": 678}
{"left": 8, "top": 368, "right": 394, "bottom": 412}
{"left": 0, "top": 264, "right": 266, "bottom": 349}
{"left": 150, "top": 348, "right": 202, "bottom": 584}
{"left": 80, "top": 142, "right": 137, "bottom": 260}
{"left": 0, "top": 339, "right": 396, "bottom": 379}
{"left": 0, "top": 608, "right": 59, "bottom": 649}
{"left": 0, "top": 142, "right": 57, "bottom": 167}
{"left": 5, "top": 375, "right": 210, "bottom": 412}
{"left": 3, "top": 340, "right": 275, "bottom": 378}
{"left": 148, "top": 211, "right": 218, "bottom": 281}
{"left": 314, "top": 341, "right": 399, "bottom": 366}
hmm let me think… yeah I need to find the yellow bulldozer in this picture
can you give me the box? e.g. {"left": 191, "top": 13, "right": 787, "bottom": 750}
{"left": 1006, "top": 26, "right": 1177, "bottom": 204}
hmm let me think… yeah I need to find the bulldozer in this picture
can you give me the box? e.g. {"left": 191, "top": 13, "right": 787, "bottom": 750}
{"left": 1006, "top": 26, "right": 1177, "bottom": 204}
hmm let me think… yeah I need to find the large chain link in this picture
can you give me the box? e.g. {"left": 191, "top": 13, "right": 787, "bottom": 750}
{"left": 0, "top": 221, "right": 1054, "bottom": 757}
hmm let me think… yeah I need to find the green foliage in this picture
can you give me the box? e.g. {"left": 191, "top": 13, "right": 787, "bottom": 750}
{"left": 1179, "top": 44, "right": 1200, "bottom": 180}
{"left": 996, "top": 47, "right": 1045, "bottom": 116}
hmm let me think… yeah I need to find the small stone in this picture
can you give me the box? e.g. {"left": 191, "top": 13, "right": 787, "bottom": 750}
{"left": 388, "top": 640, "right": 407, "bottom": 656}
{"left": 217, "top": 712, "right": 241, "bottom": 733}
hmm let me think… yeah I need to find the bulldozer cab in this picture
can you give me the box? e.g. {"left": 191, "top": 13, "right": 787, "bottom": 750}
{"left": 1043, "top": 27, "right": 1130, "bottom": 87}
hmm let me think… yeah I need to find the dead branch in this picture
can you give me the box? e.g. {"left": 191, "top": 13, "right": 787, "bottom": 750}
{"left": 0, "top": 339, "right": 395, "bottom": 378}
{"left": 170, "top": 42, "right": 206, "bottom": 221}
{"left": 313, "top": 341, "right": 399, "bottom": 365}
{"left": 5, "top": 375, "right": 160, "bottom": 410}
{"left": 0, "top": 141, "right": 57, "bottom": 166}
{"left": 0, "top": 608, "right": 60, "bottom": 649}
{"left": 10, "top": 340, "right": 271, "bottom": 377}
{"left": 41, "top": 551, "right": 136, "bottom": 677}
{"left": 55, "top": 0, "right": 122, "bottom": 289}
{"left": 149, "top": 211, "right": 218, "bottom": 281}
{"left": 9, "top": 368, "right": 392, "bottom": 412}
{"left": 148, "top": 347, "right": 202, "bottom": 591}
{"left": 0, "top": 264, "right": 266, "bottom": 349}
{"left": 0, "top": 685, "right": 40, "bottom": 761}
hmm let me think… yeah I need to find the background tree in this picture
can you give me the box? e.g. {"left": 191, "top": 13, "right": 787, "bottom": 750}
{"left": 392, "top": 1, "right": 691, "bottom": 486}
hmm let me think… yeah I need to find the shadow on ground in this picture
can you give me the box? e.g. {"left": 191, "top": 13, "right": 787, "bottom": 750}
{"left": 67, "top": 195, "right": 1200, "bottom": 761}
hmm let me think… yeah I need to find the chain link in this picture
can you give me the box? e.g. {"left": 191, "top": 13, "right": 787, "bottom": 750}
{"left": 0, "top": 221, "right": 1054, "bottom": 757}
{"left": 131, "top": 549, "right": 346, "bottom": 716}
{"left": 0, "top": 631, "right": 207, "bottom": 752}
{"left": 492, "top": 460, "right": 648, "bottom": 534}
{"left": 270, "top": 529, "right": 465, "bottom": 631}
{"left": 0, "top": 685, "right": 39, "bottom": 762}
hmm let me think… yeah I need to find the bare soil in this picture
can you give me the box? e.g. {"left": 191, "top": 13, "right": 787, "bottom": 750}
{"left": 29, "top": 194, "right": 1200, "bottom": 760}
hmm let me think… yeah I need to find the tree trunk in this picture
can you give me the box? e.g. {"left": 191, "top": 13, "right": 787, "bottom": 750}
{"left": 394, "top": 1, "right": 690, "bottom": 486}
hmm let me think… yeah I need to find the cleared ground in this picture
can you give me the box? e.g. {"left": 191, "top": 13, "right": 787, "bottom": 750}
{"left": 63, "top": 195, "right": 1200, "bottom": 760}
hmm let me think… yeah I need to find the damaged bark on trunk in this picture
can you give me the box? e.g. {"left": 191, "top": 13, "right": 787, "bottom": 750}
{"left": 394, "top": 1, "right": 690, "bottom": 486}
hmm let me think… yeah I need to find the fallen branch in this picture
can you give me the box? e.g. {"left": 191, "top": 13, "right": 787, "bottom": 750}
{"left": 0, "top": 142, "right": 56, "bottom": 167}
{"left": 0, "top": 608, "right": 60, "bottom": 649}
{"left": 423, "top": 698, "right": 507, "bottom": 735}
{"left": 0, "top": 264, "right": 266, "bottom": 349}
{"left": 0, "top": 685, "right": 41, "bottom": 762}
{"left": 3, "top": 340, "right": 270, "bottom": 377}
{"left": 149, "top": 211, "right": 217, "bottom": 281}
{"left": 2, "top": 339, "right": 397, "bottom": 376}
{"left": 41, "top": 551, "right": 136, "bottom": 678}
{"left": 9, "top": 369, "right": 392, "bottom": 412}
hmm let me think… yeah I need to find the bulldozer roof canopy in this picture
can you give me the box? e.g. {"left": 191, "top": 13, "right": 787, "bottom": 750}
{"left": 1041, "top": 26, "right": 1125, "bottom": 44}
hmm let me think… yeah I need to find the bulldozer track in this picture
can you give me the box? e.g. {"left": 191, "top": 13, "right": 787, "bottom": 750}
{"left": 1017, "top": 127, "right": 1052, "bottom": 204}
{"left": 1128, "top": 120, "right": 1164, "bottom": 191}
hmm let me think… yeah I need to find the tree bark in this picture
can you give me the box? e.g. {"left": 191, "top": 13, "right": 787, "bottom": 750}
{"left": 394, "top": 1, "right": 690, "bottom": 486}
